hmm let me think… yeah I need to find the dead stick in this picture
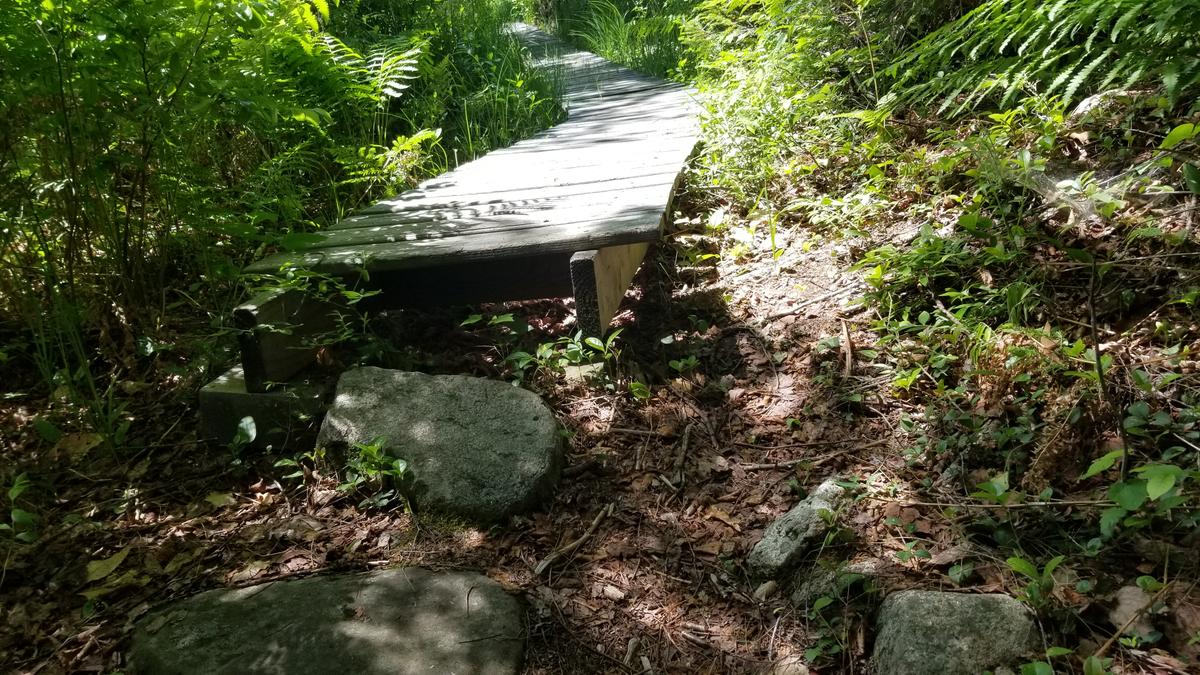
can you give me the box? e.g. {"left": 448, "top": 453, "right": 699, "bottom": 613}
{"left": 739, "top": 439, "right": 886, "bottom": 470}
{"left": 758, "top": 287, "right": 858, "bottom": 325}
{"left": 534, "top": 503, "right": 613, "bottom": 575}
{"left": 841, "top": 319, "right": 854, "bottom": 379}
{"left": 672, "top": 423, "right": 694, "bottom": 486}
{"left": 1094, "top": 583, "right": 1171, "bottom": 658}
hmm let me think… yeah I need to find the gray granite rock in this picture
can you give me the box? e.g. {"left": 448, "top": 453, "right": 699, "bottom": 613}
{"left": 746, "top": 479, "right": 846, "bottom": 578}
{"left": 790, "top": 558, "right": 889, "bottom": 609}
{"left": 317, "top": 367, "right": 562, "bottom": 522}
{"left": 872, "top": 590, "right": 1037, "bottom": 675}
{"left": 129, "top": 568, "right": 524, "bottom": 675}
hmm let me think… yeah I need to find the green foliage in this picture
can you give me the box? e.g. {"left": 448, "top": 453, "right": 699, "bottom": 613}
{"left": 339, "top": 436, "right": 410, "bottom": 509}
{"left": 0, "top": 473, "right": 38, "bottom": 544}
{"left": 886, "top": 0, "right": 1200, "bottom": 114}
{"left": 1007, "top": 554, "right": 1063, "bottom": 607}
{"left": 0, "top": 0, "right": 561, "bottom": 441}
{"left": 567, "top": 0, "right": 692, "bottom": 78}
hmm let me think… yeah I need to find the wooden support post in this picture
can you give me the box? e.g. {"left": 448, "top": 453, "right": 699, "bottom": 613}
{"left": 570, "top": 242, "right": 650, "bottom": 337}
{"left": 233, "top": 289, "right": 343, "bottom": 393}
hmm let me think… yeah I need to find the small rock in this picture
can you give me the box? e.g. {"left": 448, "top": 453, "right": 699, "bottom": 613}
{"left": 770, "top": 654, "right": 810, "bottom": 675}
{"left": 872, "top": 590, "right": 1037, "bottom": 675}
{"left": 746, "top": 479, "right": 846, "bottom": 578}
{"left": 317, "top": 367, "right": 562, "bottom": 522}
{"left": 129, "top": 568, "right": 524, "bottom": 675}
{"left": 753, "top": 580, "right": 779, "bottom": 601}
{"left": 790, "top": 558, "right": 886, "bottom": 609}
{"left": 1108, "top": 585, "right": 1156, "bottom": 639}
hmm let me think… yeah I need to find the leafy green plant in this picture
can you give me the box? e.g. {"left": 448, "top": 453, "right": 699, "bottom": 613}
{"left": 1007, "top": 555, "right": 1064, "bottom": 607}
{"left": 1, "top": 473, "right": 38, "bottom": 544}
{"left": 339, "top": 437, "right": 411, "bottom": 510}
{"left": 885, "top": 0, "right": 1200, "bottom": 114}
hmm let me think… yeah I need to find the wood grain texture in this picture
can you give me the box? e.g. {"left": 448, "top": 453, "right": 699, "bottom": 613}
{"left": 245, "top": 24, "right": 698, "bottom": 279}
{"left": 570, "top": 242, "right": 650, "bottom": 338}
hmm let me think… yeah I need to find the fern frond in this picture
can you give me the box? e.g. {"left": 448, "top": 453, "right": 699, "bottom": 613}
{"left": 885, "top": 0, "right": 1200, "bottom": 114}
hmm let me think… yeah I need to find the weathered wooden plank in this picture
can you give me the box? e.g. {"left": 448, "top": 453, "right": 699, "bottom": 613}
{"left": 246, "top": 205, "right": 666, "bottom": 276}
{"left": 233, "top": 289, "right": 343, "bottom": 392}
{"left": 570, "top": 242, "right": 651, "bottom": 338}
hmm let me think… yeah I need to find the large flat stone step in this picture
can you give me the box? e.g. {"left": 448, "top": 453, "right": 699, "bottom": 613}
{"left": 130, "top": 568, "right": 525, "bottom": 675}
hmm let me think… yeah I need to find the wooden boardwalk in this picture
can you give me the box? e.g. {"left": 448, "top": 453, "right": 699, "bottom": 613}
{"left": 234, "top": 24, "right": 698, "bottom": 391}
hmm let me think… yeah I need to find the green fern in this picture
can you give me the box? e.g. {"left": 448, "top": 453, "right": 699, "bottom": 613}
{"left": 885, "top": 0, "right": 1200, "bottom": 114}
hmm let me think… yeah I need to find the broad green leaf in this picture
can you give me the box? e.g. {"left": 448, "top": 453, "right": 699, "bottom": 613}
{"left": 1134, "top": 464, "right": 1182, "bottom": 500}
{"left": 1020, "top": 662, "right": 1053, "bottom": 675}
{"left": 232, "top": 416, "right": 257, "bottom": 447}
{"left": 33, "top": 419, "right": 62, "bottom": 444}
{"left": 1161, "top": 123, "right": 1197, "bottom": 150}
{"left": 1099, "top": 507, "right": 1126, "bottom": 538}
{"left": 948, "top": 561, "right": 974, "bottom": 585}
{"left": 1108, "top": 479, "right": 1147, "bottom": 511}
{"left": 1079, "top": 450, "right": 1123, "bottom": 480}
{"left": 811, "top": 596, "right": 834, "bottom": 613}
{"left": 1046, "top": 646, "right": 1073, "bottom": 657}
{"left": 1042, "top": 555, "right": 1064, "bottom": 579}
{"left": 1006, "top": 556, "right": 1039, "bottom": 580}
{"left": 86, "top": 547, "right": 132, "bottom": 582}
{"left": 1184, "top": 164, "right": 1200, "bottom": 195}
{"left": 8, "top": 473, "right": 31, "bottom": 502}
{"left": 1083, "top": 655, "right": 1111, "bottom": 675}
{"left": 584, "top": 337, "right": 605, "bottom": 351}
{"left": 10, "top": 508, "right": 36, "bottom": 528}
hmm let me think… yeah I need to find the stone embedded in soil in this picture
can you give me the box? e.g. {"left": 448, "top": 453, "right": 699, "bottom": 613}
{"left": 790, "top": 558, "right": 889, "bottom": 609}
{"left": 746, "top": 479, "right": 846, "bottom": 578}
{"left": 872, "top": 590, "right": 1037, "bottom": 675}
{"left": 316, "top": 367, "right": 562, "bottom": 522}
{"left": 129, "top": 568, "right": 525, "bottom": 675}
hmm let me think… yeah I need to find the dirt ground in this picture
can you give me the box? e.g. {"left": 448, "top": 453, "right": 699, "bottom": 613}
{"left": 2, "top": 203, "right": 1193, "bottom": 673}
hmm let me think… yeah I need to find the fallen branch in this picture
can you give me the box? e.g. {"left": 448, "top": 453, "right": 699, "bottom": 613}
{"left": 757, "top": 286, "right": 859, "bottom": 325}
{"left": 534, "top": 503, "right": 614, "bottom": 575}
{"left": 739, "top": 439, "right": 886, "bottom": 471}
{"left": 862, "top": 494, "right": 1116, "bottom": 509}
{"left": 1094, "top": 582, "right": 1172, "bottom": 659}
{"left": 840, "top": 319, "right": 854, "bottom": 379}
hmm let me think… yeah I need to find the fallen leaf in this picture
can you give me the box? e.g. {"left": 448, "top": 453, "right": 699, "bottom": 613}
{"left": 694, "top": 541, "right": 722, "bottom": 556}
{"left": 230, "top": 560, "right": 271, "bottom": 583}
{"left": 55, "top": 432, "right": 104, "bottom": 463}
{"left": 81, "top": 570, "right": 141, "bottom": 599}
{"left": 602, "top": 585, "right": 626, "bottom": 601}
{"left": 704, "top": 505, "right": 742, "bottom": 532}
{"left": 86, "top": 547, "right": 131, "bottom": 582}
{"left": 205, "top": 492, "right": 236, "bottom": 508}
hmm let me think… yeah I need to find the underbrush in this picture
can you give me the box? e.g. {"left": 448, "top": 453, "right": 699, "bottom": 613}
{"left": 0, "top": 0, "right": 561, "bottom": 453}
{"left": 533, "top": 0, "right": 1200, "bottom": 669}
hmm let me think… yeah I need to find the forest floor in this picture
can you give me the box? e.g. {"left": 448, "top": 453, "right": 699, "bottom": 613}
{"left": 2, "top": 184, "right": 1197, "bottom": 674}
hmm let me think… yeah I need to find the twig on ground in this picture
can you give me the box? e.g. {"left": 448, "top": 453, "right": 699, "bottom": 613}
{"left": 841, "top": 318, "right": 854, "bottom": 379}
{"left": 738, "top": 439, "right": 887, "bottom": 470}
{"left": 1088, "top": 257, "right": 1132, "bottom": 479}
{"left": 862, "top": 494, "right": 1117, "bottom": 509}
{"left": 623, "top": 638, "right": 640, "bottom": 666}
{"left": 1094, "top": 582, "right": 1172, "bottom": 659}
{"left": 534, "top": 503, "right": 614, "bottom": 575}
{"left": 672, "top": 423, "right": 694, "bottom": 486}
{"left": 611, "top": 428, "right": 668, "bottom": 437}
{"left": 562, "top": 459, "right": 600, "bottom": 478}
{"left": 757, "top": 287, "right": 857, "bottom": 325}
{"left": 733, "top": 438, "right": 872, "bottom": 451}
